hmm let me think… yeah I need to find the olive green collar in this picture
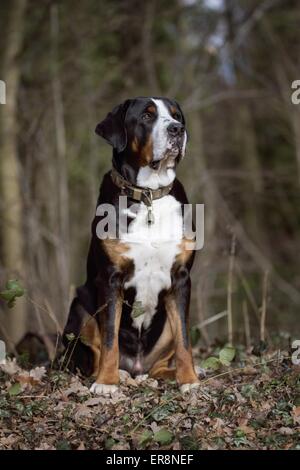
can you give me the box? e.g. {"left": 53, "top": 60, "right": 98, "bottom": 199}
{"left": 110, "top": 167, "right": 173, "bottom": 207}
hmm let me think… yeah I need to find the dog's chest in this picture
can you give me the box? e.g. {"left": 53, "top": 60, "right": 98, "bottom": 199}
{"left": 120, "top": 195, "right": 183, "bottom": 331}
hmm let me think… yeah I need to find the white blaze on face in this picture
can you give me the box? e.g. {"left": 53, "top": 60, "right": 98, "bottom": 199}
{"left": 137, "top": 98, "right": 187, "bottom": 189}
{"left": 151, "top": 98, "right": 187, "bottom": 161}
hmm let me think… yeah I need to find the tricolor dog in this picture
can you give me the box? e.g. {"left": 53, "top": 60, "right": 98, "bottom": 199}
{"left": 63, "top": 97, "right": 200, "bottom": 394}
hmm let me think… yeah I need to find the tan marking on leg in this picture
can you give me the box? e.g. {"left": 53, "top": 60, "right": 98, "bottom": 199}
{"left": 94, "top": 295, "right": 123, "bottom": 385}
{"left": 165, "top": 295, "right": 199, "bottom": 385}
{"left": 78, "top": 313, "right": 101, "bottom": 377}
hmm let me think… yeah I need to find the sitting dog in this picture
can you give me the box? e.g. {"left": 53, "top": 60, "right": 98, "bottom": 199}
{"left": 63, "top": 97, "right": 200, "bottom": 394}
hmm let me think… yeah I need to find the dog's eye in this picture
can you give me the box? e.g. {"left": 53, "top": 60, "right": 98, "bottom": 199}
{"left": 142, "top": 112, "right": 152, "bottom": 121}
{"left": 173, "top": 112, "right": 181, "bottom": 121}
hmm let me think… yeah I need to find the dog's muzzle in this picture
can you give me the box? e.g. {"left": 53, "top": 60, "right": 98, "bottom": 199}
{"left": 167, "top": 122, "right": 185, "bottom": 137}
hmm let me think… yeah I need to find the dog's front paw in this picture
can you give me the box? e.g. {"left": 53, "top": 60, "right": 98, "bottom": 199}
{"left": 90, "top": 382, "right": 118, "bottom": 395}
{"left": 179, "top": 382, "right": 200, "bottom": 394}
{"left": 135, "top": 374, "right": 149, "bottom": 384}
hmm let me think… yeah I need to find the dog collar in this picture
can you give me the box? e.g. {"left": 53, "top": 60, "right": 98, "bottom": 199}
{"left": 110, "top": 167, "right": 174, "bottom": 225}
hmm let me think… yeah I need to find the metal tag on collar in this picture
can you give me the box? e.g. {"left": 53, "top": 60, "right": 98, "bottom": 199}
{"left": 147, "top": 206, "right": 155, "bottom": 225}
{"left": 144, "top": 190, "right": 155, "bottom": 225}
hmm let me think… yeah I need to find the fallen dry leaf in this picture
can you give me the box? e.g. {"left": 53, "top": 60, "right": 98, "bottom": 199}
{"left": 84, "top": 396, "right": 106, "bottom": 407}
{"left": 239, "top": 425, "right": 256, "bottom": 436}
{"left": 0, "top": 358, "right": 21, "bottom": 376}
{"left": 242, "top": 366, "right": 258, "bottom": 375}
{"left": 73, "top": 404, "right": 92, "bottom": 422}
{"left": 211, "top": 417, "right": 224, "bottom": 430}
{"left": 63, "top": 378, "right": 89, "bottom": 397}
{"left": 34, "top": 443, "right": 55, "bottom": 450}
{"left": 291, "top": 406, "right": 300, "bottom": 425}
{"left": 238, "top": 417, "right": 249, "bottom": 427}
{"left": 278, "top": 427, "right": 294, "bottom": 436}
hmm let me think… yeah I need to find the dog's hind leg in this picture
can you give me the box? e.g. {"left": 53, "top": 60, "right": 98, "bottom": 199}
{"left": 90, "top": 272, "right": 124, "bottom": 395}
{"left": 63, "top": 296, "right": 101, "bottom": 377}
{"left": 149, "top": 351, "right": 176, "bottom": 381}
{"left": 79, "top": 316, "right": 101, "bottom": 377}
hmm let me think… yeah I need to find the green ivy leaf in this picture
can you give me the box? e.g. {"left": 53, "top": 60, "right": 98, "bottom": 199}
{"left": 201, "top": 356, "right": 221, "bottom": 371}
{"left": 80, "top": 336, "right": 90, "bottom": 346}
{"left": 8, "top": 382, "right": 22, "bottom": 396}
{"left": 65, "top": 333, "right": 75, "bottom": 342}
{"left": 0, "top": 279, "right": 25, "bottom": 308}
{"left": 180, "top": 435, "right": 199, "bottom": 450}
{"left": 153, "top": 428, "right": 174, "bottom": 445}
{"left": 219, "top": 346, "right": 236, "bottom": 366}
{"left": 132, "top": 300, "right": 144, "bottom": 318}
{"left": 105, "top": 437, "right": 116, "bottom": 449}
{"left": 139, "top": 429, "right": 153, "bottom": 446}
{"left": 56, "top": 439, "right": 71, "bottom": 450}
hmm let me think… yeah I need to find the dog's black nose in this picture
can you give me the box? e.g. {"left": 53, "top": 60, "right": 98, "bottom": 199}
{"left": 167, "top": 122, "right": 184, "bottom": 137}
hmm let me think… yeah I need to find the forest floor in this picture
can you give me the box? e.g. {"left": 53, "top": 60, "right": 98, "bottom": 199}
{"left": 0, "top": 347, "right": 299, "bottom": 450}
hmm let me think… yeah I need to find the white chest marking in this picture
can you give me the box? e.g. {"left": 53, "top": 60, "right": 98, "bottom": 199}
{"left": 120, "top": 195, "right": 183, "bottom": 331}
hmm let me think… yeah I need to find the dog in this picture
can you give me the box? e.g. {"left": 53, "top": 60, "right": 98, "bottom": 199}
{"left": 63, "top": 97, "right": 200, "bottom": 395}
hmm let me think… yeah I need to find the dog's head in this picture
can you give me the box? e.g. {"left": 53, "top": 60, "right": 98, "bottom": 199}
{"left": 95, "top": 97, "right": 187, "bottom": 185}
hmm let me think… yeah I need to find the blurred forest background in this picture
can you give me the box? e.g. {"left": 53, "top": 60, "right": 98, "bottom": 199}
{"left": 0, "top": 0, "right": 300, "bottom": 356}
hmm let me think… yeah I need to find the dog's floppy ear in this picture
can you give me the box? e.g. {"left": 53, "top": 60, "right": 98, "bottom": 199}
{"left": 174, "top": 100, "right": 186, "bottom": 126}
{"left": 174, "top": 100, "right": 188, "bottom": 159}
{"left": 95, "top": 100, "right": 131, "bottom": 152}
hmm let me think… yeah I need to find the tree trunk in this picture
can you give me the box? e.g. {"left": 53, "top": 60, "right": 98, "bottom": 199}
{"left": 0, "top": 0, "right": 27, "bottom": 346}
{"left": 187, "top": 110, "right": 218, "bottom": 345}
{"left": 50, "top": 4, "right": 70, "bottom": 319}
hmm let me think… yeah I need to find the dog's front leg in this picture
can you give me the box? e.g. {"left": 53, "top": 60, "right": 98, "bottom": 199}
{"left": 165, "top": 266, "right": 200, "bottom": 393}
{"left": 90, "top": 271, "right": 123, "bottom": 395}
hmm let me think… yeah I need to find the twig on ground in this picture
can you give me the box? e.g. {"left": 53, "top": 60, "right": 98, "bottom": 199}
{"left": 227, "top": 234, "right": 236, "bottom": 346}
{"left": 27, "top": 296, "right": 62, "bottom": 335}
{"left": 260, "top": 270, "right": 269, "bottom": 343}
{"left": 243, "top": 301, "right": 251, "bottom": 350}
{"left": 196, "top": 310, "right": 228, "bottom": 329}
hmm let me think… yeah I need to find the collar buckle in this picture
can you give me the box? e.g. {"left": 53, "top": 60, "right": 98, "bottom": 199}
{"left": 143, "top": 188, "right": 153, "bottom": 207}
